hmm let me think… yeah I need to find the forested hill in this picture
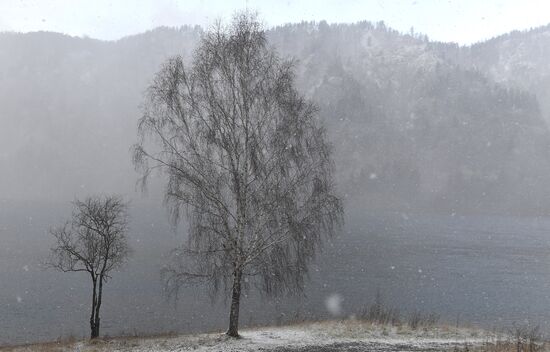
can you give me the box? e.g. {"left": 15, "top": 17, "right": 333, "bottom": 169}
{"left": 431, "top": 24, "right": 550, "bottom": 123}
{"left": 2, "top": 21, "right": 550, "bottom": 214}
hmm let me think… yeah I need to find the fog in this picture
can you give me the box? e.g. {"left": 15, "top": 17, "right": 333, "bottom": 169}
{"left": 3, "top": 6, "right": 550, "bottom": 347}
{"left": 2, "top": 23, "right": 550, "bottom": 213}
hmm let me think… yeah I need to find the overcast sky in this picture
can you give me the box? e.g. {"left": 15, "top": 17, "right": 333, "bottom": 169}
{"left": 0, "top": 0, "right": 549, "bottom": 44}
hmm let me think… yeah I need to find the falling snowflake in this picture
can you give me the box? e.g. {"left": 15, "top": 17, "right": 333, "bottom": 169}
{"left": 325, "top": 294, "right": 343, "bottom": 316}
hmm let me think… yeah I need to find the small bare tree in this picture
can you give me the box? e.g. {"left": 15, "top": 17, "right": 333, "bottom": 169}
{"left": 133, "top": 12, "right": 343, "bottom": 337}
{"left": 47, "top": 195, "right": 131, "bottom": 339}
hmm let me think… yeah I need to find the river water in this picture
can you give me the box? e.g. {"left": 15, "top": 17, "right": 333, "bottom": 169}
{"left": 2, "top": 200, "right": 550, "bottom": 345}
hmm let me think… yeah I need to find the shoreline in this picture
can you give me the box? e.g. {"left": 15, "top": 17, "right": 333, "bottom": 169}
{"left": 0, "top": 319, "right": 502, "bottom": 352}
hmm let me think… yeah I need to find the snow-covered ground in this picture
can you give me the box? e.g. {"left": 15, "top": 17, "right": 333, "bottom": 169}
{"left": 2, "top": 320, "right": 497, "bottom": 352}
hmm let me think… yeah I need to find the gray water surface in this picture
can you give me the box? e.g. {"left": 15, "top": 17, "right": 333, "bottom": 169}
{"left": 2, "top": 201, "right": 550, "bottom": 345}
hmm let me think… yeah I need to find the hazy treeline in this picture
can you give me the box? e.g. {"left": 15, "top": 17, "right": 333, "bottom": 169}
{"left": 2, "top": 21, "right": 550, "bottom": 214}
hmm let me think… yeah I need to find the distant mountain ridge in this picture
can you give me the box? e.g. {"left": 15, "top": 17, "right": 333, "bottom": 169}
{"left": 431, "top": 23, "right": 550, "bottom": 122}
{"left": 2, "top": 21, "right": 550, "bottom": 214}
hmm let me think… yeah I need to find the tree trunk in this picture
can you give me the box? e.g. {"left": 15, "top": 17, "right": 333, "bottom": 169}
{"left": 90, "top": 278, "right": 99, "bottom": 339}
{"left": 92, "top": 276, "right": 104, "bottom": 339}
{"left": 226, "top": 268, "right": 243, "bottom": 337}
{"left": 91, "top": 321, "right": 99, "bottom": 339}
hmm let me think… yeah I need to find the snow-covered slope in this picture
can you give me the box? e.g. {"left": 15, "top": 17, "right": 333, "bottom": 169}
{"left": 3, "top": 320, "right": 494, "bottom": 352}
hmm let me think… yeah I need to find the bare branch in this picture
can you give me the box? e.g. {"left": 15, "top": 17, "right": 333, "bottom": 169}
{"left": 134, "top": 11, "right": 343, "bottom": 336}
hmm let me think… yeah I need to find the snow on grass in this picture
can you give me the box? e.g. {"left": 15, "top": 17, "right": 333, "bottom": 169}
{"left": 1, "top": 320, "right": 496, "bottom": 352}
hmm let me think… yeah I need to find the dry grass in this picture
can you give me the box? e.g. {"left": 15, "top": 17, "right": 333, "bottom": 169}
{"left": 453, "top": 324, "right": 548, "bottom": 352}
{"left": 0, "top": 333, "right": 172, "bottom": 352}
{"left": 0, "top": 319, "right": 542, "bottom": 352}
{"left": 458, "top": 341, "right": 549, "bottom": 352}
{"left": 359, "top": 291, "right": 440, "bottom": 330}
{"left": 0, "top": 341, "right": 73, "bottom": 352}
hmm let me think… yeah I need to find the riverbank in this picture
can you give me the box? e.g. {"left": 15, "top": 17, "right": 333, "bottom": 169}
{"left": 0, "top": 319, "right": 505, "bottom": 352}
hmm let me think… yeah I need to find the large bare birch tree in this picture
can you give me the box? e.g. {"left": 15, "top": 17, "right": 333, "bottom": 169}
{"left": 47, "top": 196, "right": 131, "bottom": 339}
{"left": 133, "top": 13, "right": 343, "bottom": 337}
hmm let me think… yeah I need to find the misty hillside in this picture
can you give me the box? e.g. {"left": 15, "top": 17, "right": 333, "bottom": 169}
{"left": 0, "top": 28, "right": 200, "bottom": 201}
{"left": 270, "top": 22, "right": 550, "bottom": 213}
{"left": 433, "top": 24, "right": 550, "bottom": 123}
{"left": 2, "top": 22, "right": 550, "bottom": 214}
